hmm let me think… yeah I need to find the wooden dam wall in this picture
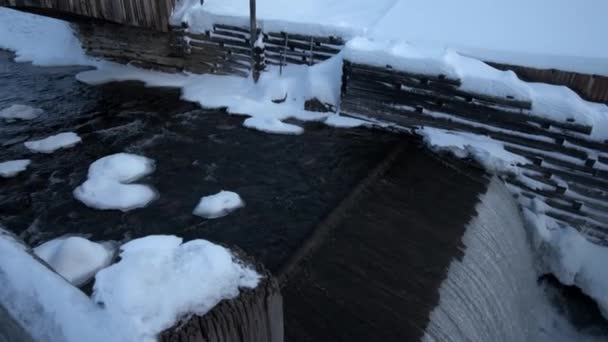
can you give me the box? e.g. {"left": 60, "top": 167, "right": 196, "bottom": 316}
{"left": 0, "top": 0, "right": 177, "bottom": 31}
{"left": 340, "top": 60, "right": 608, "bottom": 246}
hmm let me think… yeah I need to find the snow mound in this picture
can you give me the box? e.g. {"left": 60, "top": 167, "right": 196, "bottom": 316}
{"left": 523, "top": 204, "right": 608, "bottom": 320}
{"left": 0, "top": 7, "right": 90, "bottom": 66}
{"left": 24, "top": 132, "right": 82, "bottom": 153}
{"left": 0, "top": 104, "right": 44, "bottom": 121}
{"left": 73, "top": 153, "right": 157, "bottom": 211}
{"left": 193, "top": 191, "right": 245, "bottom": 219}
{"left": 93, "top": 235, "right": 260, "bottom": 340}
{"left": 34, "top": 236, "right": 115, "bottom": 286}
{"left": 1, "top": 230, "right": 260, "bottom": 342}
{"left": 421, "top": 128, "right": 528, "bottom": 174}
{"left": 0, "top": 159, "right": 31, "bottom": 178}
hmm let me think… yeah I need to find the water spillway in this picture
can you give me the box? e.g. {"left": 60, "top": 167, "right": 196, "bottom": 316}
{"left": 423, "top": 177, "right": 540, "bottom": 342}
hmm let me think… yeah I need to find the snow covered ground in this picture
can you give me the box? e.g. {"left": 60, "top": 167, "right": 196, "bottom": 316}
{"left": 24, "top": 132, "right": 82, "bottom": 153}
{"left": 0, "top": 8, "right": 90, "bottom": 66}
{"left": 0, "top": 230, "right": 260, "bottom": 342}
{"left": 172, "top": 0, "right": 608, "bottom": 76}
{"left": 0, "top": 104, "right": 44, "bottom": 121}
{"left": 34, "top": 236, "right": 115, "bottom": 286}
{"left": 0, "top": 159, "right": 30, "bottom": 178}
{"left": 73, "top": 153, "right": 157, "bottom": 211}
{"left": 193, "top": 191, "right": 245, "bottom": 219}
{"left": 171, "top": 0, "right": 396, "bottom": 38}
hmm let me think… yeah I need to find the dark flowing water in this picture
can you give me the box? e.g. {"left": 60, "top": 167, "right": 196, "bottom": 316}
{"left": 0, "top": 50, "right": 400, "bottom": 271}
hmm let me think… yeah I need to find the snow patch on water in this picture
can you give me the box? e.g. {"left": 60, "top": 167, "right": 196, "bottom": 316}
{"left": 24, "top": 132, "right": 82, "bottom": 153}
{"left": 324, "top": 114, "right": 366, "bottom": 128}
{"left": 0, "top": 159, "right": 31, "bottom": 178}
{"left": 76, "top": 56, "right": 342, "bottom": 134}
{"left": 34, "top": 236, "right": 115, "bottom": 286}
{"left": 73, "top": 153, "right": 157, "bottom": 211}
{"left": 193, "top": 191, "right": 245, "bottom": 219}
{"left": 0, "top": 104, "right": 44, "bottom": 121}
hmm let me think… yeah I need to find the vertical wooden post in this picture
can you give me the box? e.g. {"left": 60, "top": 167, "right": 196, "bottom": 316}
{"left": 250, "top": 0, "right": 260, "bottom": 82}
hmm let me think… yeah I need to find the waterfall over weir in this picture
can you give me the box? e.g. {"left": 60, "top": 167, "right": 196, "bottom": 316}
{"left": 423, "top": 177, "right": 599, "bottom": 342}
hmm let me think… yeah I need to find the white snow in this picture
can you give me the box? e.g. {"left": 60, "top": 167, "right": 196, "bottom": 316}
{"left": 523, "top": 203, "right": 608, "bottom": 320}
{"left": 0, "top": 159, "right": 31, "bottom": 178}
{"left": 34, "top": 236, "right": 115, "bottom": 286}
{"left": 0, "top": 7, "right": 90, "bottom": 66}
{"left": 368, "top": 0, "right": 608, "bottom": 76}
{"left": 172, "top": 0, "right": 608, "bottom": 76}
{"left": 0, "top": 230, "right": 260, "bottom": 342}
{"left": 193, "top": 191, "right": 245, "bottom": 219}
{"left": 172, "top": 0, "right": 396, "bottom": 38}
{"left": 420, "top": 128, "right": 528, "bottom": 174}
{"left": 93, "top": 235, "right": 260, "bottom": 341}
{"left": 243, "top": 117, "right": 303, "bottom": 135}
{"left": 73, "top": 153, "right": 157, "bottom": 211}
{"left": 324, "top": 114, "right": 366, "bottom": 128}
{"left": 76, "top": 56, "right": 342, "bottom": 134}
{"left": 0, "top": 104, "right": 44, "bottom": 121}
{"left": 24, "top": 132, "right": 82, "bottom": 153}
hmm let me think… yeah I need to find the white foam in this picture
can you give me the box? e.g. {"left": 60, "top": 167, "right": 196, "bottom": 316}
{"left": 73, "top": 153, "right": 157, "bottom": 211}
{"left": 0, "top": 104, "right": 44, "bottom": 121}
{"left": 24, "top": 132, "right": 82, "bottom": 153}
{"left": 34, "top": 236, "right": 115, "bottom": 286}
{"left": 193, "top": 191, "right": 245, "bottom": 219}
{"left": 0, "top": 159, "right": 31, "bottom": 178}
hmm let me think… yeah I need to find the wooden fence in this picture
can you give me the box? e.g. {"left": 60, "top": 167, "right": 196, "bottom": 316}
{"left": 341, "top": 60, "right": 608, "bottom": 246}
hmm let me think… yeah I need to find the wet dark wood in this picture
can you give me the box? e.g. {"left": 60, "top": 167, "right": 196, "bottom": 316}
{"left": 160, "top": 251, "right": 284, "bottom": 342}
{"left": 1, "top": 0, "right": 177, "bottom": 32}
{"left": 281, "top": 140, "right": 489, "bottom": 342}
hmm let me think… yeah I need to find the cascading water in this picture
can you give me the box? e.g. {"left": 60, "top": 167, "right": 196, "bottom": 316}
{"left": 423, "top": 177, "right": 604, "bottom": 342}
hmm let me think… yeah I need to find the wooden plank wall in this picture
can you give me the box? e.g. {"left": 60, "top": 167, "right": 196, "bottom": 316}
{"left": 489, "top": 62, "right": 608, "bottom": 104}
{"left": 1, "top": 0, "right": 177, "bottom": 32}
{"left": 341, "top": 60, "right": 608, "bottom": 246}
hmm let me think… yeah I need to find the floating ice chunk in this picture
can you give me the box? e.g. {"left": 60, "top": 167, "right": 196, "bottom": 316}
{"left": 0, "top": 104, "right": 43, "bottom": 121}
{"left": 24, "top": 132, "right": 82, "bottom": 153}
{"left": 0, "top": 159, "right": 31, "bottom": 178}
{"left": 243, "top": 117, "right": 304, "bottom": 135}
{"left": 193, "top": 191, "right": 245, "bottom": 219}
{"left": 93, "top": 235, "right": 260, "bottom": 340}
{"left": 34, "top": 236, "right": 115, "bottom": 286}
{"left": 74, "top": 153, "right": 157, "bottom": 211}
{"left": 86, "top": 153, "right": 155, "bottom": 182}
{"left": 421, "top": 127, "right": 528, "bottom": 174}
{"left": 324, "top": 114, "right": 366, "bottom": 128}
